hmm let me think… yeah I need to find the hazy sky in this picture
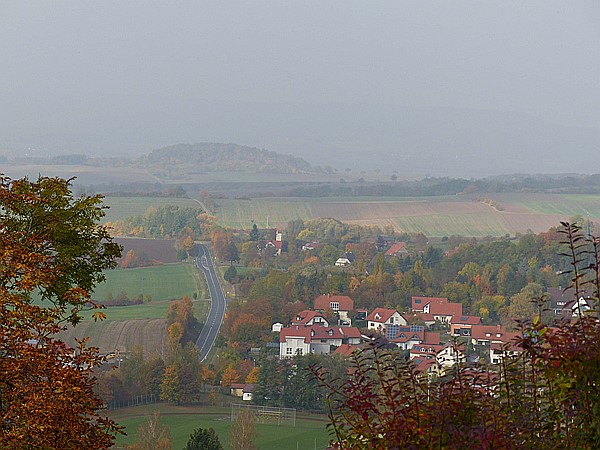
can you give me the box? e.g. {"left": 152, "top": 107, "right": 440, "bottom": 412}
{"left": 2, "top": 1, "right": 599, "bottom": 176}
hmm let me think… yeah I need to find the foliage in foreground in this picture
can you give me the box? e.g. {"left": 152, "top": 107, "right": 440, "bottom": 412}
{"left": 185, "top": 427, "right": 223, "bottom": 450}
{"left": 313, "top": 222, "right": 600, "bottom": 449}
{"left": 0, "top": 176, "right": 123, "bottom": 449}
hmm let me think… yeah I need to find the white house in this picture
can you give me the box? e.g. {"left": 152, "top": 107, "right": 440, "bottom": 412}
{"left": 366, "top": 308, "right": 407, "bottom": 333}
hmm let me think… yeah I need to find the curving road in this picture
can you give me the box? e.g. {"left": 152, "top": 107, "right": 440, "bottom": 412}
{"left": 195, "top": 244, "right": 227, "bottom": 362}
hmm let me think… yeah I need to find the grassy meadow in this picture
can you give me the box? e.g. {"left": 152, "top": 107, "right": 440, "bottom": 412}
{"left": 90, "top": 263, "right": 206, "bottom": 306}
{"left": 109, "top": 403, "right": 331, "bottom": 450}
{"left": 101, "top": 196, "right": 202, "bottom": 223}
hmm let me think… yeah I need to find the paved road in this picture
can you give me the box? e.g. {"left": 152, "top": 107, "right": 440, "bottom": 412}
{"left": 195, "top": 244, "right": 227, "bottom": 362}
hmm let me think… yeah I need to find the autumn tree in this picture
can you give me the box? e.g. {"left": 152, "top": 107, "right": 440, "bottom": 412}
{"left": 0, "top": 175, "right": 123, "bottom": 449}
{"left": 229, "top": 411, "right": 257, "bottom": 450}
{"left": 129, "top": 411, "right": 172, "bottom": 450}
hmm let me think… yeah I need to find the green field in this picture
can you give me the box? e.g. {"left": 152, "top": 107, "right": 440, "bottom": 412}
{"left": 217, "top": 198, "right": 315, "bottom": 229}
{"left": 514, "top": 194, "right": 600, "bottom": 218}
{"left": 109, "top": 403, "right": 331, "bottom": 450}
{"left": 91, "top": 264, "right": 206, "bottom": 305}
{"left": 214, "top": 194, "right": 600, "bottom": 237}
{"left": 57, "top": 263, "right": 210, "bottom": 355}
{"left": 102, "top": 196, "right": 202, "bottom": 223}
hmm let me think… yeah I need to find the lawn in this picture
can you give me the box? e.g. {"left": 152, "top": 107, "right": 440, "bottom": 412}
{"left": 109, "top": 403, "right": 331, "bottom": 450}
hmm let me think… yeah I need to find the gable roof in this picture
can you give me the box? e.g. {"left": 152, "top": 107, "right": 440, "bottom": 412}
{"left": 385, "top": 242, "right": 409, "bottom": 256}
{"left": 471, "top": 325, "right": 521, "bottom": 343}
{"left": 429, "top": 301, "right": 463, "bottom": 317}
{"left": 410, "top": 344, "right": 446, "bottom": 356}
{"left": 366, "top": 307, "right": 400, "bottom": 323}
{"left": 292, "top": 310, "right": 327, "bottom": 326}
{"left": 314, "top": 294, "right": 354, "bottom": 311}
{"left": 333, "top": 343, "right": 361, "bottom": 357}
{"left": 412, "top": 296, "right": 448, "bottom": 312}
{"left": 279, "top": 325, "right": 361, "bottom": 343}
{"left": 450, "top": 315, "right": 482, "bottom": 325}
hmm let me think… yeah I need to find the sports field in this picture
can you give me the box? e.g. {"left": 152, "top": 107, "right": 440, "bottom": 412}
{"left": 109, "top": 404, "right": 331, "bottom": 450}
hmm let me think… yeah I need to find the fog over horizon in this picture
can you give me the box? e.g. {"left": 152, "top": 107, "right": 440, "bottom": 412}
{"left": 2, "top": 1, "right": 599, "bottom": 178}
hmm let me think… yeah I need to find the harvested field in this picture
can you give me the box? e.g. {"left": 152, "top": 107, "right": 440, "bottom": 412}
{"left": 59, "top": 318, "right": 167, "bottom": 356}
{"left": 59, "top": 298, "right": 209, "bottom": 356}
{"left": 215, "top": 194, "right": 600, "bottom": 237}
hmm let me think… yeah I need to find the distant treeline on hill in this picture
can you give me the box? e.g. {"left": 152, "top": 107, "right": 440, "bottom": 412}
{"left": 140, "top": 142, "right": 328, "bottom": 175}
{"left": 277, "top": 174, "right": 600, "bottom": 197}
{"left": 4, "top": 142, "right": 328, "bottom": 175}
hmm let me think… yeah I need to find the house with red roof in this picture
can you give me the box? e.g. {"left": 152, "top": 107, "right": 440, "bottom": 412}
{"left": 490, "top": 341, "right": 522, "bottom": 365}
{"left": 314, "top": 294, "right": 355, "bottom": 324}
{"left": 279, "top": 325, "right": 362, "bottom": 358}
{"left": 436, "top": 343, "right": 467, "bottom": 370}
{"left": 385, "top": 242, "right": 409, "bottom": 257}
{"left": 411, "top": 296, "right": 449, "bottom": 313}
{"left": 410, "top": 342, "right": 466, "bottom": 374}
{"left": 333, "top": 343, "right": 361, "bottom": 357}
{"left": 291, "top": 310, "right": 329, "bottom": 327}
{"left": 412, "top": 296, "right": 462, "bottom": 327}
{"left": 471, "top": 325, "right": 520, "bottom": 348}
{"left": 450, "top": 315, "right": 483, "bottom": 337}
{"left": 409, "top": 343, "right": 446, "bottom": 361}
{"left": 388, "top": 326, "right": 441, "bottom": 350}
{"left": 366, "top": 308, "right": 407, "bottom": 333}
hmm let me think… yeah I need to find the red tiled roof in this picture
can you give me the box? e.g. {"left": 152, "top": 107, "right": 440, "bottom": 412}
{"left": 292, "top": 310, "right": 327, "bottom": 325}
{"left": 413, "top": 357, "right": 438, "bottom": 373}
{"left": 333, "top": 344, "right": 361, "bottom": 357}
{"left": 471, "top": 325, "right": 521, "bottom": 343}
{"left": 385, "top": 242, "right": 408, "bottom": 256}
{"left": 279, "top": 325, "right": 361, "bottom": 343}
{"left": 429, "top": 301, "right": 462, "bottom": 317}
{"left": 280, "top": 326, "right": 312, "bottom": 343}
{"left": 340, "top": 327, "right": 362, "bottom": 339}
{"left": 410, "top": 344, "right": 446, "bottom": 355}
{"left": 450, "top": 315, "right": 482, "bottom": 325}
{"left": 412, "top": 296, "right": 448, "bottom": 311}
{"left": 366, "top": 307, "right": 398, "bottom": 323}
{"left": 423, "top": 332, "right": 441, "bottom": 345}
{"left": 314, "top": 294, "right": 354, "bottom": 311}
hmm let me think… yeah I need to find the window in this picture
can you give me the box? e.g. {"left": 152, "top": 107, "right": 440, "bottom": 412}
{"left": 390, "top": 317, "right": 394, "bottom": 324}
{"left": 286, "top": 347, "right": 292, "bottom": 355}
{"left": 330, "top": 302, "right": 340, "bottom": 311}
{"left": 296, "top": 348, "right": 303, "bottom": 356}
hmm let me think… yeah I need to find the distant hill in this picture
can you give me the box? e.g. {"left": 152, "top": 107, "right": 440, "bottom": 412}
{"left": 139, "top": 143, "right": 326, "bottom": 175}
